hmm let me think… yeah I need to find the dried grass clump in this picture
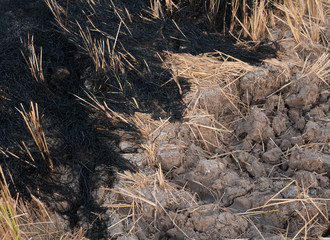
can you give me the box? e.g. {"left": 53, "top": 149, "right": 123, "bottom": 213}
{"left": 45, "top": 0, "right": 131, "bottom": 92}
{"left": 164, "top": 51, "right": 254, "bottom": 116}
{"left": 17, "top": 102, "right": 53, "bottom": 170}
{"left": 103, "top": 170, "right": 197, "bottom": 238}
{"left": 230, "top": 0, "right": 272, "bottom": 41}
{"left": 300, "top": 52, "right": 330, "bottom": 87}
{"left": 163, "top": 51, "right": 254, "bottom": 151}
{"left": 0, "top": 167, "right": 20, "bottom": 240}
{"left": 274, "top": 0, "right": 328, "bottom": 45}
{"left": 0, "top": 166, "right": 85, "bottom": 240}
{"left": 147, "top": 0, "right": 329, "bottom": 47}
{"left": 228, "top": 0, "right": 328, "bottom": 50}
{"left": 21, "top": 34, "right": 44, "bottom": 82}
{"left": 148, "top": 0, "right": 179, "bottom": 19}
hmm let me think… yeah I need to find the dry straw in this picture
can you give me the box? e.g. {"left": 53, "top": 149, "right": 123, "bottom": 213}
{"left": 17, "top": 102, "right": 53, "bottom": 170}
{"left": 103, "top": 170, "right": 197, "bottom": 239}
{"left": 0, "top": 166, "right": 88, "bottom": 239}
{"left": 20, "top": 34, "right": 44, "bottom": 82}
{"left": 238, "top": 179, "right": 330, "bottom": 239}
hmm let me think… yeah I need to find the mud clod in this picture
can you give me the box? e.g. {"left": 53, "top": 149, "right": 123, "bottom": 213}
{"left": 289, "top": 148, "right": 330, "bottom": 174}
{"left": 303, "top": 121, "right": 321, "bottom": 141}
{"left": 262, "top": 147, "right": 283, "bottom": 165}
{"left": 157, "top": 143, "right": 183, "bottom": 171}
{"left": 236, "top": 107, "right": 273, "bottom": 141}
{"left": 216, "top": 212, "right": 249, "bottom": 238}
{"left": 191, "top": 204, "right": 218, "bottom": 232}
{"left": 285, "top": 84, "right": 318, "bottom": 109}
{"left": 295, "top": 170, "right": 318, "bottom": 188}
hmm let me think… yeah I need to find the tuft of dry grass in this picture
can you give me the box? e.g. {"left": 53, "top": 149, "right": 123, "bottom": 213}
{"left": 75, "top": 21, "right": 124, "bottom": 86}
{"left": 300, "top": 52, "right": 330, "bottom": 86}
{"left": 16, "top": 102, "right": 53, "bottom": 170}
{"left": 0, "top": 167, "right": 21, "bottom": 240}
{"left": 148, "top": 0, "right": 178, "bottom": 19}
{"left": 163, "top": 51, "right": 254, "bottom": 114}
{"left": 274, "top": 0, "right": 327, "bottom": 45}
{"left": 132, "top": 113, "right": 171, "bottom": 166}
{"left": 20, "top": 34, "right": 44, "bottom": 82}
{"left": 45, "top": 0, "right": 132, "bottom": 93}
{"left": 230, "top": 0, "right": 272, "bottom": 41}
{"left": 228, "top": 0, "right": 328, "bottom": 48}
{"left": 0, "top": 166, "right": 85, "bottom": 240}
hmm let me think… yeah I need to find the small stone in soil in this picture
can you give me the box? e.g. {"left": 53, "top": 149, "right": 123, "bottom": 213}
{"left": 119, "top": 141, "right": 137, "bottom": 153}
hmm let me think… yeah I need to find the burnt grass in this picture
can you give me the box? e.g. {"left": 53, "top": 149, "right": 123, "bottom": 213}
{"left": 0, "top": 0, "right": 281, "bottom": 238}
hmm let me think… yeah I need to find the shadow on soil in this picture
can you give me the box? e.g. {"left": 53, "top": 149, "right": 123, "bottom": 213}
{"left": 0, "top": 0, "right": 276, "bottom": 238}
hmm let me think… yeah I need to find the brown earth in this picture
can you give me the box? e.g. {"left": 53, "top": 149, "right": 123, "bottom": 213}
{"left": 0, "top": 0, "right": 329, "bottom": 239}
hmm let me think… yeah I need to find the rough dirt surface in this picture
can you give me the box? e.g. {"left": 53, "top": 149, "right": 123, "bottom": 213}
{"left": 0, "top": 0, "right": 329, "bottom": 239}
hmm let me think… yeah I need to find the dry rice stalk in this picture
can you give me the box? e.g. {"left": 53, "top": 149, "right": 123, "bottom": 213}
{"left": 129, "top": 113, "right": 171, "bottom": 165}
{"left": 44, "top": 0, "right": 67, "bottom": 28}
{"left": 0, "top": 166, "right": 80, "bottom": 239}
{"left": 238, "top": 179, "right": 330, "bottom": 239}
{"left": 230, "top": 0, "right": 271, "bottom": 41}
{"left": 75, "top": 90, "right": 134, "bottom": 128}
{"left": 17, "top": 102, "right": 53, "bottom": 170}
{"left": 164, "top": 51, "right": 254, "bottom": 116}
{"left": 45, "top": 0, "right": 128, "bottom": 92}
{"left": 274, "top": 0, "right": 327, "bottom": 45}
{"left": 164, "top": 51, "right": 253, "bottom": 83}
{"left": 148, "top": 0, "right": 178, "bottom": 19}
{"left": 300, "top": 52, "right": 330, "bottom": 86}
{"left": 149, "top": 0, "right": 164, "bottom": 19}
{"left": 20, "top": 34, "right": 44, "bottom": 82}
{"left": 76, "top": 22, "right": 124, "bottom": 91}
{"left": 0, "top": 167, "right": 20, "bottom": 240}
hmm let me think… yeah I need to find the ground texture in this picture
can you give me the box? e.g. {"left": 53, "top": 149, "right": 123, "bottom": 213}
{"left": 0, "top": 0, "right": 329, "bottom": 239}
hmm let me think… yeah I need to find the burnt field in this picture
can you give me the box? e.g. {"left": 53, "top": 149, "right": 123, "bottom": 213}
{"left": 0, "top": 0, "right": 329, "bottom": 239}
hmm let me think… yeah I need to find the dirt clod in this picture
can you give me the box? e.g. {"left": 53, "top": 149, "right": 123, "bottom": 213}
{"left": 295, "top": 170, "right": 318, "bottom": 188}
{"left": 191, "top": 204, "right": 218, "bottom": 232}
{"left": 236, "top": 107, "right": 273, "bottom": 141}
{"left": 156, "top": 143, "right": 183, "bottom": 171}
{"left": 285, "top": 84, "right": 318, "bottom": 109}
{"left": 303, "top": 121, "right": 321, "bottom": 141}
{"left": 289, "top": 148, "right": 330, "bottom": 174}
{"left": 216, "top": 212, "right": 249, "bottom": 238}
{"left": 262, "top": 147, "right": 283, "bottom": 165}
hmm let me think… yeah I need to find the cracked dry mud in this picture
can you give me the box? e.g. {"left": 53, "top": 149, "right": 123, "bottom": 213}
{"left": 0, "top": 0, "right": 329, "bottom": 239}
